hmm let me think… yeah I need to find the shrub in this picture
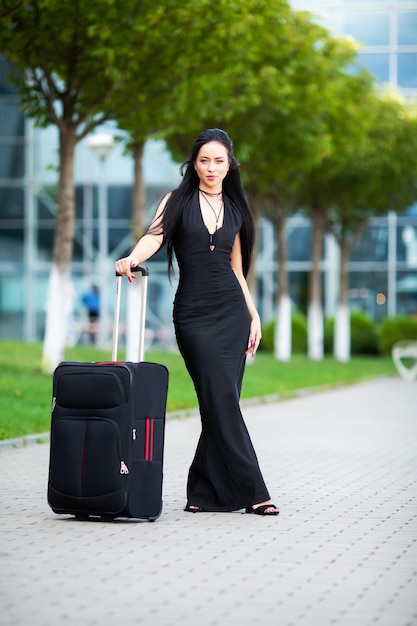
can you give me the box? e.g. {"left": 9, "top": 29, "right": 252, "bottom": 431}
{"left": 324, "top": 310, "right": 378, "bottom": 355}
{"left": 324, "top": 317, "right": 334, "bottom": 354}
{"left": 260, "top": 319, "right": 274, "bottom": 352}
{"left": 378, "top": 315, "right": 417, "bottom": 355}
{"left": 351, "top": 310, "right": 379, "bottom": 354}
{"left": 260, "top": 312, "right": 307, "bottom": 354}
{"left": 292, "top": 312, "right": 308, "bottom": 353}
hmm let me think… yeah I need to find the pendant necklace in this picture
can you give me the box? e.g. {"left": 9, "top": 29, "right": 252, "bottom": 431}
{"left": 200, "top": 189, "right": 223, "bottom": 251}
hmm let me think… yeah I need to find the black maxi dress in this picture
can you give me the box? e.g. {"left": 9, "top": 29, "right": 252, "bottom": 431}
{"left": 173, "top": 189, "right": 271, "bottom": 512}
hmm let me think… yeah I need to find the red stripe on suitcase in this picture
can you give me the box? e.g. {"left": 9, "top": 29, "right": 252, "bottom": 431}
{"left": 96, "top": 362, "right": 125, "bottom": 365}
{"left": 144, "top": 418, "right": 154, "bottom": 461}
{"left": 150, "top": 419, "right": 154, "bottom": 461}
{"left": 145, "top": 419, "right": 150, "bottom": 460}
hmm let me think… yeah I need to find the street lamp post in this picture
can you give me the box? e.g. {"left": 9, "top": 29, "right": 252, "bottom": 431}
{"left": 86, "top": 133, "right": 114, "bottom": 349}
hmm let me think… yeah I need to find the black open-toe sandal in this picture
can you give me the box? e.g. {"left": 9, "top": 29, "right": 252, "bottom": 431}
{"left": 246, "top": 504, "right": 279, "bottom": 516}
{"left": 184, "top": 504, "right": 206, "bottom": 513}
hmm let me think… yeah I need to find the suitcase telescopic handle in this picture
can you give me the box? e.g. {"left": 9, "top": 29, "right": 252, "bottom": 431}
{"left": 115, "top": 264, "right": 149, "bottom": 278}
{"left": 113, "top": 265, "right": 149, "bottom": 362}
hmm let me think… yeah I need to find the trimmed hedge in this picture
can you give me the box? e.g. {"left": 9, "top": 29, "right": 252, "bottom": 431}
{"left": 324, "top": 310, "right": 378, "bottom": 355}
{"left": 260, "top": 319, "right": 275, "bottom": 352}
{"left": 378, "top": 315, "right": 417, "bottom": 355}
{"left": 260, "top": 312, "right": 307, "bottom": 353}
{"left": 291, "top": 312, "right": 308, "bottom": 353}
{"left": 263, "top": 310, "right": 417, "bottom": 356}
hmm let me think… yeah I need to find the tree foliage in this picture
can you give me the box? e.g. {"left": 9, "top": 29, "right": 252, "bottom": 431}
{"left": 1, "top": 0, "right": 415, "bottom": 368}
{"left": 3, "top": 0, "right": 294, "bottom": 367}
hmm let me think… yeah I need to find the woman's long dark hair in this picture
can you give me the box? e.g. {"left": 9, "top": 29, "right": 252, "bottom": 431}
{"left": 150, "top": 128, "right": 254, "bottom": 277}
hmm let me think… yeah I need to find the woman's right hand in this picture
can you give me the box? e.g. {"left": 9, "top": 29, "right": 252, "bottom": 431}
{"left": 115, "top": 256, "right": 140, "bottom": 283}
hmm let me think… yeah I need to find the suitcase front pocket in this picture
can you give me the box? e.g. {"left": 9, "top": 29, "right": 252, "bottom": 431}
{"left": 55, "top": 370, "right": 129, "bottom": 409}
{"left": 48, "top": 416, "right": 128, "bottom": 514}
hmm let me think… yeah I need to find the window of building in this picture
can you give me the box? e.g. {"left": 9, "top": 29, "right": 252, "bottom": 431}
{"left": 0, "top": 230, "right": 24, "bottom": 262}
{"left": 0, "top": 188, "right": 24, "bottom": 219}
{"left": 343, "top": 12, "right": 390, "bottom": 46}
{"left": 397, "top": 271, "right": 417, "bottom": 316}
{"left": 0, "top": 140, "right": 25, "bottom": 179}
{"left": 37, "top": 227, "right": 55, "bottom": 262}
{"left": 398, "top": 53, "right": 417, "bottom": 88}
{"left": 348, "top": 271, "right": 388, "bottom": 320}
{"left": 0, "top": 277, "right": 24, "bottom": 339}
{"left": 287, "top": 224, "right": 313, "bottom": 262}
{"left": 356, "top": 52, "right": 390, "bottom": 83}
{"left": 351, "top": 223, "right": 389, "bottom": 263}
{"left": 398, "top": 12, "right": 417, "bottom": 44}
{"left": 398, "top": 224, "right": 417, "bottom": 267}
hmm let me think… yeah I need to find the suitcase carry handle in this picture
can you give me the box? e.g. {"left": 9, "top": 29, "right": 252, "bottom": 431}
{"left": 113, "top": 265, "right": 149, "bottom": 362}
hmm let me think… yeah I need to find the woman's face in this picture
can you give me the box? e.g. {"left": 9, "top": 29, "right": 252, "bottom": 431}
{"left": 194, "top": 141, "right": 230, "bottom": 192}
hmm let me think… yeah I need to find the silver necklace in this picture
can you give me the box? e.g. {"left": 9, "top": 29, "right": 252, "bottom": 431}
{"left": 200, "top": 190, "right": 224, "bottom": 251}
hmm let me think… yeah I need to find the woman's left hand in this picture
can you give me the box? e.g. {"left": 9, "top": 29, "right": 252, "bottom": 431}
{"left": 245, "top": 316, "right": 262, "bottom": 358}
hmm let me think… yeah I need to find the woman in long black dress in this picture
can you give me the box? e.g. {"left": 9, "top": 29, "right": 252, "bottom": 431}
{"left": 116, "top": 129, "right": 279, "bottom": 516}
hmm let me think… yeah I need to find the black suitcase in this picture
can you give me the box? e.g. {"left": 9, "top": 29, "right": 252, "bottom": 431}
{"left": 47, "top": 266, "right": 169, "bottom": 521}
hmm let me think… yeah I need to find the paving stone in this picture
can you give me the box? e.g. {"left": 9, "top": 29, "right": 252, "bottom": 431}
{"left": 0, "top": 377, "right": 416, "bottom": 626}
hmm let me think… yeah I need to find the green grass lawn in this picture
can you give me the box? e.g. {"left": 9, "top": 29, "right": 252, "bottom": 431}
{"left": 0, "top": 340, "right": 396, "bottom": 440}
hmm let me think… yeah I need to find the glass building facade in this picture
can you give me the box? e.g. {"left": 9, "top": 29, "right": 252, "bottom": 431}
{"left": 0, "top": 58, "right": 26, "bottom": 340}
{"left": 292, "top": 0, "right": 417, "bottom": 98}
{"left": 1, "top": 0, "right": 417, "bottom": 345}
{"left": 284, "top": 0, "right": 417, "bottom": 323}
{"left": 0, "top": 55, "right": 179, "bottom": 345}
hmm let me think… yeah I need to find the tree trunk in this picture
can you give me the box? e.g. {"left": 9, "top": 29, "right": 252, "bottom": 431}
{"left": 132, "top": 141, "right": 146, "bottom": 242}
{"left": 275, "top": 209, "right": 291, "bottom": 361}
{"left": 42, "top": 126, "right": 76, "bottom": 372}
{"left": 332, "top": 221, "right": 367, "bottom": 363}
{"left": 308, "top": 203, "right": 327, "bottom": 361}
{"left": 126, "top": 141, "right": 147, "bottom": 362}
{"left": 334, "top": 238, "right": 350, "bottom": 362}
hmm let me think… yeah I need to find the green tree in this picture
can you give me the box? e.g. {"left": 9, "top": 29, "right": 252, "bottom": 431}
{"left": 200, "top": 19, "right": 372, "bottom": 363}
{"left": 327, "top": 91, "right": 417, "bottom": 361}
{"left": 0, "top": 0, "right": 153, "bottom": 368}
{"left": 156, "top": 0, "right": 295, "bottom": 347}
{"left": 299, "top": 59, "right": 375, "bottom": 361}
{"left": 1, "top": 0, "right": 265, "bottom": 369}
{"left": 115, "top": 0, "right": 288, "bottom": 244}
{"left": 161, "top": 11, "right": 378, "bottom": 365}
{"left": 161, "top": 9, "right": 343, "bottom": 360}
{"left": 231, "top": 20, "right": 362, "bottom": 362}
{"left": 0, "top": 1, "right": 22, "bottom": 19}
{"left": 111, "top": 0, "right": 278, "bottom": 359}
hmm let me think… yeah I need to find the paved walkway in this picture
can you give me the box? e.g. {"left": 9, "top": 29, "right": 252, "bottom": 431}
{"left": 0, "top": 377, "right": 416, "bottom": 626}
